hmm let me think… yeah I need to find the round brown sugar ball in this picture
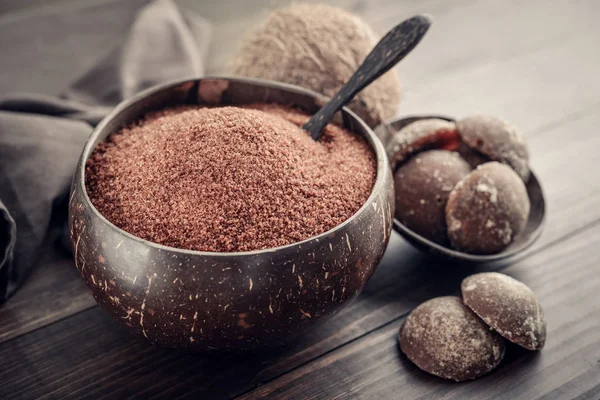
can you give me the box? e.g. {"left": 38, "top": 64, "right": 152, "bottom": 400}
{"left": 399, "top": 296, "right": 505, "bottom": 382}
{"left": 386, "top": 118, "right": 461, "bottom": 170}
{"left": 228, "top": 3, "right": 401, "bottom": 128}
{"left": 457, "top": 115, "right": 530, "bottom": 181}
{"left": 446, "top": 162, "right": 530, "bottom": 254}
{"left": 394, "top": 150, "right": 471, "bottom": 244}
{"left": 462, "top": 272, "right": 546, "bottom": 350}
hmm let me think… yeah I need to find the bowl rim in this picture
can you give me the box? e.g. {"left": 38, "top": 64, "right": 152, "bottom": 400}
{"left": 74, "top": 76, "right": 390, "bottom": 257}
{"left": 380, "top": 114, "right": 547, "bottom": 262}
{"left": 391, "top": 170, "right": 546, "bottom": 262}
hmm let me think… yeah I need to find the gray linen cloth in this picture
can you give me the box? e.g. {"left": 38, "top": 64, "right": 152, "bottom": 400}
{"left": 0, "top": 0, "right": 212, "bottom": 301}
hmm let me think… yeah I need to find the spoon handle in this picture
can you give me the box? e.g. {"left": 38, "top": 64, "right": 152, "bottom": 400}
{"left": 303, "top": 15, "right": 431, "bottom": 140}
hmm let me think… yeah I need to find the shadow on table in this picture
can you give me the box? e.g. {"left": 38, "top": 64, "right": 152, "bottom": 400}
{"left": 358, "top": 233, "right": 505, "bottom": 309}
{"left": 394, "top": 337, "right": 542, "bottom": 398}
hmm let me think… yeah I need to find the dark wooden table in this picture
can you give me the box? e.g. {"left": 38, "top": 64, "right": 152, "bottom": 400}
{"left": 2, "top": 0, "right": 600, "bottom": 399}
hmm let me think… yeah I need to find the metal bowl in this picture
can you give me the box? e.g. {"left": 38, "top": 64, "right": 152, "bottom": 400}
{"left": 376, "top": 114, "right": 546, "bottom": 263}
{"left": 69, "top": 77, "right": 394, "bottom": 351}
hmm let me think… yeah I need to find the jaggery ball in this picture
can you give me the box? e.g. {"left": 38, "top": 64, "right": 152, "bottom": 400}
{"left": 394, "top": 150, "right": 471, "bottom": 244}
{"left": 399, "top": 296, "right": 505, "bottom": 382}
{"left": 446, "top": 162, "right": 530, "bottom": 254}
{"left": 386, "top": 118, "right": 461, "bottom": 170}
{"left": 462, "top": 272, "right": 546, "bottom": 350}
{"left": 457, "top": 115, "right": 530, "bottom": 181}
{"left": 229, "top": 3, "right": 401, "bottom": 128}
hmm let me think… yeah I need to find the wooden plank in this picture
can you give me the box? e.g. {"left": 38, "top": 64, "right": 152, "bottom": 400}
{"left": 239, "top": 222, "right": 600, "bottom": 400}
{"left": 0, "top": 242, "right": 95, "bottom": 342}
{"left": 1, "top": 221, "right": 598, "bottom": 400}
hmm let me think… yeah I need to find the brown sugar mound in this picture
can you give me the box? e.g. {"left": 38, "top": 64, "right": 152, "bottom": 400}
{"left": 85, "top": 104, "right": 376, "bottom": 253}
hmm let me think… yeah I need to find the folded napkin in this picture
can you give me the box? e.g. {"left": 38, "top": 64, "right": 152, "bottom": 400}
{"left": 0, "top": 0, "right": 212, "bottom": 301}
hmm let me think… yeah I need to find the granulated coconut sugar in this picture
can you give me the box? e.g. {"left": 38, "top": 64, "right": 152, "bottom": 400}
{"left": 85, "top": 104, "right": 376, "bottom": 252}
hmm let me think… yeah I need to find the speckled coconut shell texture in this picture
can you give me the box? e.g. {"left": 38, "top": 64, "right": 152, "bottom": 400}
{"left": 386, "top": 119, "right": 461, "bottom": 171}
{"left": 446, "top": 162, "right": 530, "bottom": 254}
{"left": 462, "top": 272, "right": 546, "bottom": 350}
{"left": 69, "top": 78, "right": 395, "bottom": 351}
{"left": 229, "top": 3, "right": 401, "bottom": 128}
{"left": 394, "top": 150, "right": 471, "bottom": 244}
{"left": 71, "top": 171, "right": 393, "bottom": 351}
{"left": 457, "top": 115, "right": 530, "bottom": 181}
{"left": 399, "top": 296, "right": 505, "bottom": 382}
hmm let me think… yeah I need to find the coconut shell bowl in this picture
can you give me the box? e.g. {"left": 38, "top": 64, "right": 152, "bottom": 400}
{"left": 69, "top": 77, "right": 394, "bottom": 351}
{"left": 376, "top": 115, "right": 545, "bottom": 263}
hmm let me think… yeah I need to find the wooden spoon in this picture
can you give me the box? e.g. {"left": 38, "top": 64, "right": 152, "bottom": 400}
{"left": 303, "top": 15, "right": 432, "bottom": 140}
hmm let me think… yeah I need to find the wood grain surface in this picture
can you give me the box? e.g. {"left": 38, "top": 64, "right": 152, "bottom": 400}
{"left": 240, "top": 223, "right": 600, "bottom": 400}
{"left": 1, "top": 0, "right": 599, "bottom": 399}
